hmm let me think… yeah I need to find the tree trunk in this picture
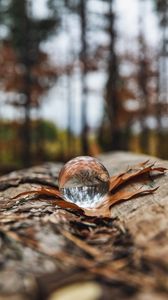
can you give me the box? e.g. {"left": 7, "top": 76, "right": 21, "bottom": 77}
{"left": 156, "top": 1, "right": 168, "bottom": 159}
{"left": 0, "top": 152, "right": 168, "bottom": 300}
{"left": 138, "top": 3, "right": 150, "bottom": 154}
{"left": 80, "top": 0, "right": 89, "bottom": 155}
{"left": 105, "top": 0, "right": 123, "bottom": 150}
{"left": 21, "top": 71, "right": 32, "bottom": 167}
{"left": 14, "top": 0, "right": 33, "bottom": 167}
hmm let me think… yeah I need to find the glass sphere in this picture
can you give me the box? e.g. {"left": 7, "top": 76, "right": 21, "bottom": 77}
{"left": 58, "top": 156, "right": 110, "bottom": 208}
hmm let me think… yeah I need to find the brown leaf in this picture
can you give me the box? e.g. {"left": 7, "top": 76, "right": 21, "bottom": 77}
{"left": 109, "top": 161, "right": 166, "bottom": 191}
{"left": 83, "top": 160, "right": 166, "bottom": 218}
{"left": 12, "top": 187, "right": 62, "bottom": 200}
{"left": 12, "top": 187, "right": 84, "bottom": 214}
{"left": 83, "top": 186, "right": 158, "bottom": 218}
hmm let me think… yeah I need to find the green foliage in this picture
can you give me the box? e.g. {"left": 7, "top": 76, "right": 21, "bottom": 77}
{"left": 0, "top": 122, "right": 16, "bottom": 140}
{"left": 32, "top": 119, "right": 58, "bottom": 142}
{"left": 0, "top": 119, "right": 59, "bottom": 168}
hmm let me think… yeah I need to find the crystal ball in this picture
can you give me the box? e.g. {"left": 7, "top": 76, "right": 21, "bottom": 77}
{"left": 58, "top": 156, "right": 110, "bottom": 208}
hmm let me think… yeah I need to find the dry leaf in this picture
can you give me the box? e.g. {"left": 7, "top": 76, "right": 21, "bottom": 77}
{"left": 109, "top": 161, "right": 166, "bottom": 191}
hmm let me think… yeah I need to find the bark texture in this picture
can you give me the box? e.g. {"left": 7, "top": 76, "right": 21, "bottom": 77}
{"left": 0, "top": 152, "right": 167, "bottom": 300}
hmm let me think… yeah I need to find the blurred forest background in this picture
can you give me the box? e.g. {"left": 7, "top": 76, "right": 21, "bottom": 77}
{"left": 0, "top": 0, "right": 167, "bottom": 174}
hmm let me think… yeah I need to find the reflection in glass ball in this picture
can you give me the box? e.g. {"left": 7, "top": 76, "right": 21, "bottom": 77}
{"left": 58, "top": 156, "right": 110, "bottom": 208}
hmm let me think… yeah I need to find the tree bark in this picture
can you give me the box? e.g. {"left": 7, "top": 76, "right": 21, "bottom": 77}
{"left": 0, "top": 152, "right": 167, "bottom": 300}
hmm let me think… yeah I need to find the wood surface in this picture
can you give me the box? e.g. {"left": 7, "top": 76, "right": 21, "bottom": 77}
{"left": 0, "top": 152, "right": 167, "bottom": 300}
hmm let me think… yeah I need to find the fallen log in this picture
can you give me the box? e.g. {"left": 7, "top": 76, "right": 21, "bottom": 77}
{"left": 0, "top": 152, "right": 167, "bottom": 300}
